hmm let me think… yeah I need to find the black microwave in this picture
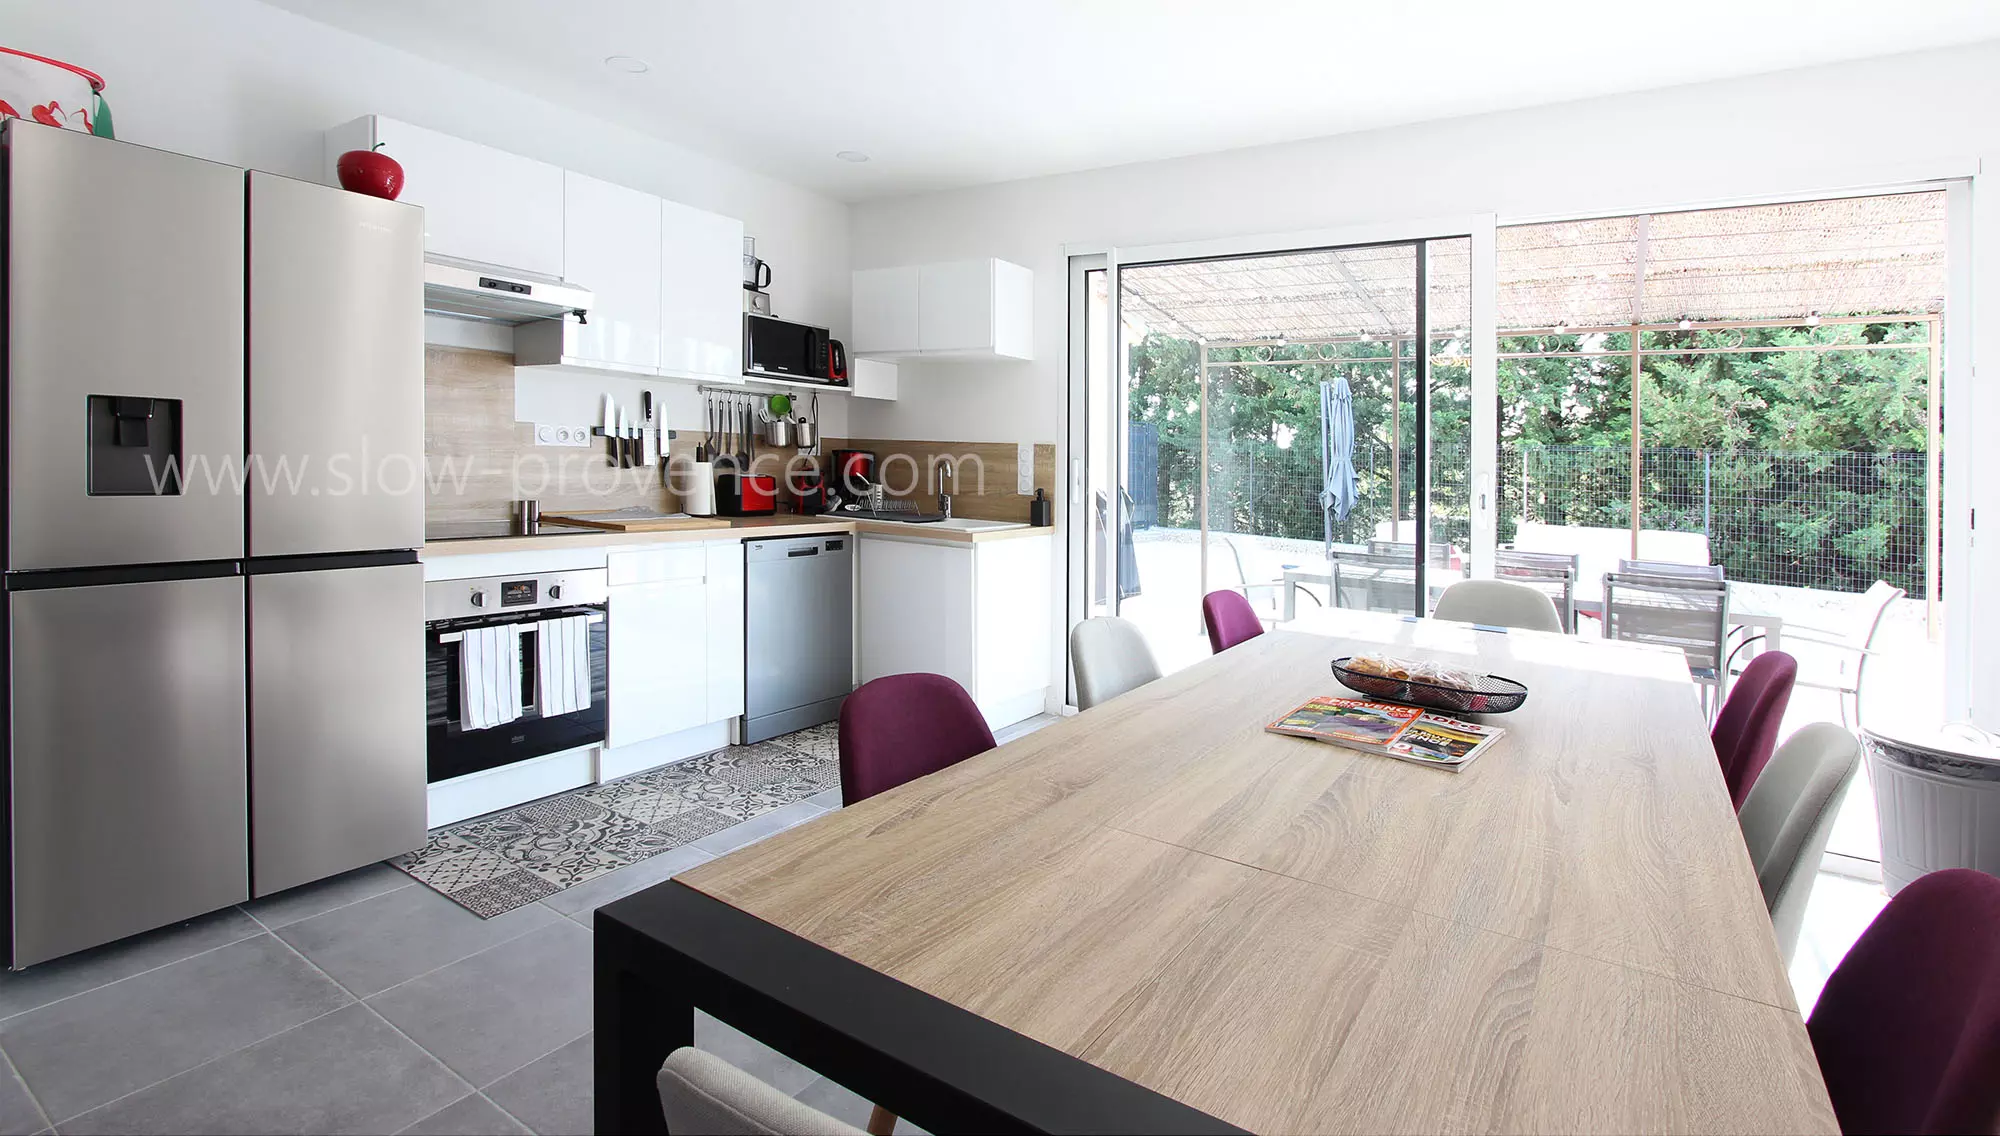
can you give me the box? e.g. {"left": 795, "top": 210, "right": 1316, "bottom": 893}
{"left": 744, "top": 315, "right": 836, "bottom": 383}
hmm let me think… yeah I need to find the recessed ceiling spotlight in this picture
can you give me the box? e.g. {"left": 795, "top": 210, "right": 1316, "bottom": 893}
{"left": 603, "top": 55, "right": 649, "bottom": 74}
{"left": 835, "top": 150, "right": 871, "bottom": 163}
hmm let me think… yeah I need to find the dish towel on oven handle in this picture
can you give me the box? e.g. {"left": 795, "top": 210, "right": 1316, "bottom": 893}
{"left": 535, "top": 614, "right": 592, "bottom": 717}
{"left": 458, "top": 624, "right": 525, "bottom": 731}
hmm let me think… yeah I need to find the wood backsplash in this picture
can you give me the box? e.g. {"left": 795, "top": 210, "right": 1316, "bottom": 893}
{"left": 426, "top": 346, "right": 671, "bottom": 525}
{"left": 425, "top": 345, "right": 1058, "bottom": 526}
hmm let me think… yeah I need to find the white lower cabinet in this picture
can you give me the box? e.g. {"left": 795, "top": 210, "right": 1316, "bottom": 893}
{"left": 705, "top": 541, "right": 746, "bottom": 721}
{"left": 605, "top": 540, "right": 745, "bottom": 751}
{"left": 856, "top": 532, "right": 1051, "bottom": 728}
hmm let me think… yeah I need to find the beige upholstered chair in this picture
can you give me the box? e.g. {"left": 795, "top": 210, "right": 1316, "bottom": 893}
{"left": 1070, "top": 616, "right": 1162, "bottom": 709}
{"left": 1737, "top": 721, "right": 1861, "bottom": 964}
{"left": 1431, "top": 579, "right": 1565, "bottom": 634}
{"left": 658, "top": 1047, "right": 864, "bottom": 1136}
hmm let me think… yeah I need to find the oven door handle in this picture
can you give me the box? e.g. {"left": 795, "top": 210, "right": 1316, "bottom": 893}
{"left": 434, "top": 611, "right": 605, "bottom": 644}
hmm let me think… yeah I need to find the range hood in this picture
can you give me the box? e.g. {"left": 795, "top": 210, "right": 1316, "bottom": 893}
{"left": 423, "top": 255, "right": 592, "bottom": 326}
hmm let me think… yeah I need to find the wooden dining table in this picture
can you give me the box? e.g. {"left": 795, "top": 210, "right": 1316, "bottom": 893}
{"left": 595, "top": 609, "right": 1838, "bottom": 1135}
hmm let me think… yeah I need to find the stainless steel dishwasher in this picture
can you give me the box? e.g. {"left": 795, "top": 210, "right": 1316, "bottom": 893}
{"left": 743, "top": 534, "right": 855, "bottom": 743}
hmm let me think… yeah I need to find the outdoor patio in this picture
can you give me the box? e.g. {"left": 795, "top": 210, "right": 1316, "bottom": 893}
{"left": 1117, "top": 523, "right": 1938, "bottom": 864}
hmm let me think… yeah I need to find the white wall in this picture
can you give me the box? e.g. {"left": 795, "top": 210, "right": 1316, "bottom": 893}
{"left": 849, "top": 39, "right": 1999, "bottom": 444}
{"left": 847, "top": 38, "right": 2000, "bottom": 721}
{"left": 0, "top": 0, "right": 853, "bottom": 438}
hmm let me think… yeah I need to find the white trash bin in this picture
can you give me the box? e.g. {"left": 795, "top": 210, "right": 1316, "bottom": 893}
{"left": 1860, "top": 724, "right": 2000, "bottom": 895}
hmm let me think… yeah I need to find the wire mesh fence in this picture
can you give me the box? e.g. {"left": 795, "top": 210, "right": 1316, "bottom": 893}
{"left": 1510, "top": 446, "right": 1928, "bottom": 596}
{"left": 1124, "top": 430, "right": 1929, "bottom": 598}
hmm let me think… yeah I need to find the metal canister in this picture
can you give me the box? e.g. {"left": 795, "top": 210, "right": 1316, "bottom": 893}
{"left": 513, "top": 499, "right": 541, "bottom": 535}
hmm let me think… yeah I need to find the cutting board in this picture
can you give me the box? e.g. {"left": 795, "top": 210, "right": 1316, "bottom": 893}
{"left": 539, "top": 507, "right": 723, "bottom": 533}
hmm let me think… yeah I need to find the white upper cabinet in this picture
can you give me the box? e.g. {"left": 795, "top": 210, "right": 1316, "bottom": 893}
{"left": 851, "top": 258, "right": 1033, "bottom": 361}
{"left": 659, "top": 199, "right": 745, "bottom": 381}
{"left": 326, "top": 116, "right": 565, "bottom": 278}
{"left": 852, "top": 266, "right": 920, "bottom": 355}
{"left": 553, "top": 171, "right": 662, "bottom": 372}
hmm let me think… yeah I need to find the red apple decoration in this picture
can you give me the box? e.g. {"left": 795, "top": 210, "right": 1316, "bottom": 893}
{"left": 336, "top": 142, "right": 404, "bottom": 200}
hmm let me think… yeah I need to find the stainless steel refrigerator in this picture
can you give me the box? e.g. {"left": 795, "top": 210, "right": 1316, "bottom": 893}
{"left": 3, "top": 122, "right": 428, "bottom": 967}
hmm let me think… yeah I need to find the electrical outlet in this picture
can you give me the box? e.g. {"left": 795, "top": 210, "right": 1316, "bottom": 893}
{"left": 1017, "top": 442, "right": 1034, "bottom": 494}
{"left": 535, "top": 424, "right": 594, "bottom": 447}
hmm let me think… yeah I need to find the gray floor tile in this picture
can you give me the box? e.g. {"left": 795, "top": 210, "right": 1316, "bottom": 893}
{"left": 61, "top": 1003, "right": 463, "bottom": 1136}
{"left": 244, "top": 863, "right": 415, "bottom": 931}
{"left": 806, "top": 787, "right": 843, "bottom": 810}
{"left": 694, "top": 1012, "right": 816, "bottom": 1096}
{"left": 368, "top": 920, "right": 592, "bottom": 1088}
{"left": 0, "top": 935, "right": 350, "bottom": 1123}
{"left": 541, "top": 846, "right": 714, "bottom": 923}
{"left": 397, "top": 1094, "right": 530, "bottom": 1136}
{"left": 0, "top": 908, "right": 261, "bottom": 1022}
{"left": 690, "top": 800, "right": 828, "bottom": 857}
{"left": 792, "top": 1078, "right": 930, "bottom": 1136}
{"left": 0, "top": 1052, "right": 47, "bottom": 1136}
{"left": 484, "top": 1033, "right": 591, "bottom": 1136}
{"left": 276, "top": 881, "right": 559, "bottom": 998}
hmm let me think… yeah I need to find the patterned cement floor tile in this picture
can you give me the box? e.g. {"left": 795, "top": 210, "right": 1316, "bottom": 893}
{"left": 395, "top": 728, "right": 837, "bottom": 917}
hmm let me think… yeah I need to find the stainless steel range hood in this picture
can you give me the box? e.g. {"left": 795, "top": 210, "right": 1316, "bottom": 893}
{"left": 423, "top": 255, "right": 592, "bottom": 326}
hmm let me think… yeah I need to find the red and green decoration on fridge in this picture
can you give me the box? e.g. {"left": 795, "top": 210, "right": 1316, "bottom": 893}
{"left": 0, "top": 46, "right": 114, "bottom": 137}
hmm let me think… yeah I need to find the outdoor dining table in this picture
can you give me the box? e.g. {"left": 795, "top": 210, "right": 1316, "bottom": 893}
{"left": 594, "top": 609, "right": 1836, "bottom": 1135}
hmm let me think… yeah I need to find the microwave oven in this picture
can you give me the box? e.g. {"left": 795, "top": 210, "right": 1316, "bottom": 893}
{"left": 744, "top": 314, "right": 840, "bottom": 384}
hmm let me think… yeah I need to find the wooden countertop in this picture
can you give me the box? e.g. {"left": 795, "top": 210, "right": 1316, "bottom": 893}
{"left": 677, "top": 610, "right": 1836, "bottom": 1134}
{"left": 420, "top": 514, "right": 1051, "bottom": 556}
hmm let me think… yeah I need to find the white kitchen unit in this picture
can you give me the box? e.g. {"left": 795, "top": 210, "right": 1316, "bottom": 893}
{"left": 604, "top": 539, "right": 747, "bottom": 755}
{"left": 518, "top": 171, "right": 663, "bottom": 373}
{"left": 850, "top": 357, "right": 899, "bottom": 400}
{"left": 856, "top": 529, "right": 1052, "bottom": 728}
{"left": 323, "top": 116, "right": 565, "bottom": 277}
{"left": 659, "top": 198, "right": 746, "bottom": 382}
{"left": 851, "top": 258, "right": 1034, "bottom": 361}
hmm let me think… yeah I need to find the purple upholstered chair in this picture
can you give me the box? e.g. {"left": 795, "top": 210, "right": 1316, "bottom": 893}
{"left": 838, "top": 673, "right": 997, "bottom": 807}
{"left": 1807, "top": 868, "right": 2000, "bottom": 1134}
{"left": 1711, "top": 650, "right": 1796, "bottom": 809}
{"left": 1202, "top": 589, "right": 1266, "bottom": 654}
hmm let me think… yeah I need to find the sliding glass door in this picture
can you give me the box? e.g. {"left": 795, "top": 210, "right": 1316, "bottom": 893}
{"left": 1070, "top": 221, "right": 1495, "bottom": 678}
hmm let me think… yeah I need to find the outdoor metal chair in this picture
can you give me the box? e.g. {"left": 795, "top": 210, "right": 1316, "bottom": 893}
{"left": 1328, "top": 549, "right": 1419, "bottom": 614}
{"left": 1210, "top": 535, "right": 1318, "bottom": 627}
{"left": 1618, "top": 558, "right": 1723, "bottom": 581}
{"left": 1494, "top": 549, "right": 1580, "bottom": 632}
{"left": 1602, "top": 570, "right": 1731, "bottom": 715}
{"left": 1736, "top": 580, "right": 1904, "bottom": 729}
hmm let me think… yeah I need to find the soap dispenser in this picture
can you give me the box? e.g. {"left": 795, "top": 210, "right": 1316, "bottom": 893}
{"left": 1029, "top": 487, "right": 1052, "bottom": 527}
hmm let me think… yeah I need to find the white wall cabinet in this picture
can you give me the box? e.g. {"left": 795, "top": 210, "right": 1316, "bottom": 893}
{"left": 856, "top": 532, "right": 1051, "bottom": 728}
{"left": 850, "top": 357, "right": 898, "bottom": 401}
{"left": 660, "top": 200, "right": 745, "bottom": 382}
{"left": 851, "top": 258, "right": 1033, "bottom": 361}
{"left": 544, "top": 171, "right": 662, "bottom": 373}
{"left": 851, "top": 266, "right": 921, "bottom": 355}
{"left": 325, "top": 116, "right": 565, "bottom": 277}
{"left": 605, "top": 542, "right": 745, "bottom": 750}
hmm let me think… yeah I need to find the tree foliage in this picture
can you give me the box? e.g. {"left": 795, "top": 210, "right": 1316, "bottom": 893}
{"left": 1124, "top": 319, "right": 1934, "bottom": 595}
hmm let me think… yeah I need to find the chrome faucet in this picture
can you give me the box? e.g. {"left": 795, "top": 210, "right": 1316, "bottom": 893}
{"left": 937, "top": 458, "right": 954, "bottom": 518}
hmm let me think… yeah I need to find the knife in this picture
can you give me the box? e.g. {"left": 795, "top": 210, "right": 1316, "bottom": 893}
{"left": 601, "top": 393, "right": 617, "bottom": 466}
{"left": 641, "top": 391, "right": 657, "bottom": 468}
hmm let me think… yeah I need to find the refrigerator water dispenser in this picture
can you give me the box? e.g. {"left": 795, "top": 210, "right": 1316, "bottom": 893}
{"left": 86, "top": 394, "right": 183, "bottom": 495}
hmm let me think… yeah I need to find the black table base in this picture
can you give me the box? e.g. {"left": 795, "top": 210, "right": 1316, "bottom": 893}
{"left": 593, "top": 880, "right": 1246, "bottom": 1135}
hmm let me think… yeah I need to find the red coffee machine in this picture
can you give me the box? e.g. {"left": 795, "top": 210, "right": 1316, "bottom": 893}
{"left": 830, "top": 449, "right": 875, "bottom": 499}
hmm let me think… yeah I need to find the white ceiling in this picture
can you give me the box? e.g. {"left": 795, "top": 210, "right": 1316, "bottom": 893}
{"left": 268, "top": 0, "right": 2000, "bottom": 202}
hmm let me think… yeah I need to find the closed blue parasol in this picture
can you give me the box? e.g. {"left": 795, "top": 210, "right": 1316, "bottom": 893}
{"left": 1319, "top": 376, "right": 1358, "bottom": 554}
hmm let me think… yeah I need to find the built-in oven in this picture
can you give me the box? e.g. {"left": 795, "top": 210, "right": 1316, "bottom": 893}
{"left": 424, "top": 568, "right": 609, "bottom": 784}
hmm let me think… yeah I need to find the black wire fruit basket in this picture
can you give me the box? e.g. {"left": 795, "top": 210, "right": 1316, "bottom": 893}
{"left": 1330, "top": 657, "right": 1529, "bottom": 714}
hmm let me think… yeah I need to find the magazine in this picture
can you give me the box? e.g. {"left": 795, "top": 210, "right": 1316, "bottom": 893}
{"left": 1385, "top": 715, "right": 1506, "bottom": 770}
{"left": 1265, "top": 697, "right": 1506, "bottom": 771}
{"left": 1265, "top": 697, "right": 1421, "bottom": 747}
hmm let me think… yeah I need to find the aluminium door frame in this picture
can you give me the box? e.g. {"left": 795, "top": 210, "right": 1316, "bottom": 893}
{"left": 1094, "top": 214, "right": 1500, "bottom": 638}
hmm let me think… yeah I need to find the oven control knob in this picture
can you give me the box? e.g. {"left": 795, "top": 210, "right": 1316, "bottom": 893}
{"left": 547, "top": 584, "right": 562, "bottom": 600}
{"left": 469, "top": 589, "right": 485, "bottom": 608}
